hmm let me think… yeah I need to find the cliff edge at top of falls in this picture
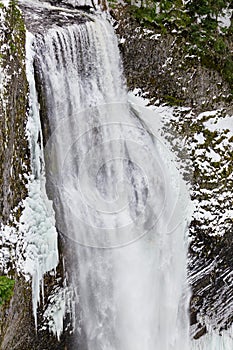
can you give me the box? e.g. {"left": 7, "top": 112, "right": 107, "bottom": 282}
{"left": 0, "top": 0, "right": 233, "bottom": 348}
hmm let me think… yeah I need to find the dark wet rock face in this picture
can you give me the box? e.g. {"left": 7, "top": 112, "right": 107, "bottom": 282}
{"left": 0, "top": 1, "right": 30, "bottom": 226}
{"left": 112, "top": 6, "right": 232, "bottom": 111}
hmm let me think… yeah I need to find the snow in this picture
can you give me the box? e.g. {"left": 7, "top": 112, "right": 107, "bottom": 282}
{"left": 149, "top": 33, "right": 161, "bottom": 40}
{"left": 191, "top": 326, "right": 233, "bottom": 350}
{"left": 206, "top": 149, "right": 221, "bottom": 162}
{"left": 185, "top": 110, "right": 232, "bottom": 329}
{"left": 42, "top": 287, "right": 68, "bottom": 340}
{"left": 119, "top": 37, "right": 126, "bottom": 44}
{"left": 0, "top": 65, "right": 3, "bottom": 92}
{"left": 1, "top": 0, "right": 9, "bottom": 7}
{"left": 128, "top": 89, "right": 178, "bottom": 142}
{"left": 204, "top": 115, "right": 233, "bottom": 135}
{"left": 0, "top": 8, "right": 6, "bottom": 96}
{"left": 162, "top": 56, "right": 173, "bottom": 68}
{"left": 42, "top": 283, "right": 77, "bottom": 340}
{"left": 197, "top": 110, "right": 220, "bottom": 119}
{"left": 218, "top": 8, "right": 232, "bottom": 29}
{"left": 142, "top": 28, "right": 154, "bottom": 35}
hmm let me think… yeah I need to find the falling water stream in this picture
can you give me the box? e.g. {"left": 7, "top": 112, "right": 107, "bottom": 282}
{"left": 27, "top": 9, "right": 191, "bottom": 350}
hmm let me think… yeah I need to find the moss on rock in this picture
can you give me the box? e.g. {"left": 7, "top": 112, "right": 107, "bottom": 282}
{"left": 0, "top": 0, "right": 30, "bottom": 226}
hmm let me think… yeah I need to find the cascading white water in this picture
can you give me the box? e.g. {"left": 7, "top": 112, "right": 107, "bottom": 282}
{"left": 32, "top": 14, "right": 191, "bottom": 350}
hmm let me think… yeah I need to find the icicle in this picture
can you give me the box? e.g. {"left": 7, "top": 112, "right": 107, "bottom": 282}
{"left": 20, "top": 31, "right": 59, "bottom": 327}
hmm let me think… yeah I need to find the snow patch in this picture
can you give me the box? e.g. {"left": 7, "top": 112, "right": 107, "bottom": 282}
{"left": 194, "top": 133, "right": 205, "bottom": 144}
{"left": 204, "top": 115, "right": 233, "bottom": 135}
{"left": 191, "top": 326, "right": 233, "bottom": 350}
{"left": 1, "top": 0, "right": 9, "bottom": 7}
{"left": 42, "top": 286, "right": 75, "bottom": 340}
{"left": 197, "top": 110, "right": 220, "bottom": 120}
{"left": 119, "top": 37, "right": 125, "bottom": 44}
{"left": 206, "top": 149, "right": 221, "bottom": 162}
{"left": 218, "top": 8, "right": 232, "bottom": 29}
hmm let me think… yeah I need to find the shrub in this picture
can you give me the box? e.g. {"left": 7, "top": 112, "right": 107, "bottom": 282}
{"left": 0, "top": 276, "right": 15, "bottom": 306}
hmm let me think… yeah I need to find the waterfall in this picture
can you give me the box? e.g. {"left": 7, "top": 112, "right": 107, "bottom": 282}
{"left": 30, "top": 12, "right": 191, "bottom": 350}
